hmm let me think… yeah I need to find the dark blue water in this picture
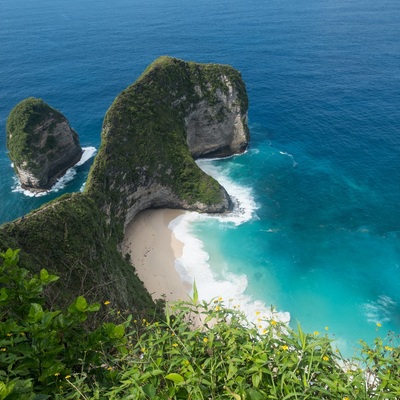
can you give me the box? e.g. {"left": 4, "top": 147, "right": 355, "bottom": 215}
{"left": 1, "top": 0, "right": 400, "bottom": 355}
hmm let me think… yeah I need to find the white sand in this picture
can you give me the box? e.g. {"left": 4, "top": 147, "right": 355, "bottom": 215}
{"left": 122, "top": 209, "right": 191, "bottom": 302}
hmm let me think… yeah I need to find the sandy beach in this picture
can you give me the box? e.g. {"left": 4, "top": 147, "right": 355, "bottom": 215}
{"left": 122, "top": 208, "right": 191, "bottom": 302}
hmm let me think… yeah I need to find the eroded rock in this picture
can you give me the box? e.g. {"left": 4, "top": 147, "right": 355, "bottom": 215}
{"left": 6, "top": 98, "right": 82, "bottom": 191}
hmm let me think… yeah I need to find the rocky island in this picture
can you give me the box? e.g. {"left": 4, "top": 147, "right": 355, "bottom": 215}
{"left": 0, "top": 56, "right": 249, "bottom": 315}
{"left": 6, "top": 97, "right": 82, "bottom": 192}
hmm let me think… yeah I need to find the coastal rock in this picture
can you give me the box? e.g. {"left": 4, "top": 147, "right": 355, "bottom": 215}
{"left": 186, "top": 77, "right": 249, "bottom": 158}
{"left": 6, "top": 98, "right": 82, "bottom": 191}
{"left": 86, "top": 56, "right": 249, "bottom": 228}
{"left": 0, "top": 57, "right": 250, "bottom": 316}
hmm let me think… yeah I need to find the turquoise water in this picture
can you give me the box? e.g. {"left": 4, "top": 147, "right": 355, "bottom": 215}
{"left": 1, "top": 0, "right": 400, "bottom": 355}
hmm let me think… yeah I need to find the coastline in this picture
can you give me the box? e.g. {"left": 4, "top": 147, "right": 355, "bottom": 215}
{"left": 123, "top": 208, "right": 191, "bottom": 302}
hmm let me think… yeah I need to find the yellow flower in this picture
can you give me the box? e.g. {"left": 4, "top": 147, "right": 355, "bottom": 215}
{"left": 385, "top": 345, "right": 393, "bottom": 351}
{"left": 281, "top": 345, "right": 289, "bottom": 351}
{"left": 323, "top": 356, "right": 329, "bottom": 361}
{"left": 107, "top": 366, "right": 113, "bottom": 371}
{"left": 215, "top": 306, "right": 221, "bottom": 311}
{"left": 325, "top": 326, "right": 329, "bottom": 331}
{"left": 172, "top": 343, "right": 178, "bottom": 348}
{"left": 103, "top": 300, "right": 110, "bottom": 305}
{"left": 314, "top": 331, "right": 320, "bottom": 336}
{"left": 6, "top": 333, "right": 12, "bottom": 337}
{"left": 0, "top": 348, "right": 6, "bottom": 352}
{"left": 376, "top": 322, "right": 382, "bottom": 327}
{"left": 65, "top": 375, "right": 71, "bottom": 379}
{"left": 54, "top": 372, "right": 60, "bottom": 377}
{"left": 141, "top": 347, "right": 146, "bottom": 353}
{"left": 203, "top": 337, "right": 209, "bottom": 343}
{"left": 270, "top": 320, "right": 277, "bottom": 326}
{"left": 343, "top": 397, "right": 349, "bottom": 400}
{"left": 218, "top": 297, "right": 223, "bottom": 301}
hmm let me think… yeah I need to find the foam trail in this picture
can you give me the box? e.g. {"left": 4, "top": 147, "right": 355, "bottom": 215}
{"left": 11, "top": 146, "right": 96, "bottom": 197}
{"left": 362, "top": 295, "right": 397, "bottom": 324}
{"left": 279, "top": 151, "right": 298, "bottom": 167}
{"left": 169, "top": 158, "right": 290, "bottom": 328}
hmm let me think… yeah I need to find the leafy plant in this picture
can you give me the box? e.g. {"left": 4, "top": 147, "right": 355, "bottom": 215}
{"left": 1, "top": 250, "right": 399, "bottom": 399}
{"left": 0, "top": 249, "right": 129, "bottom": 398}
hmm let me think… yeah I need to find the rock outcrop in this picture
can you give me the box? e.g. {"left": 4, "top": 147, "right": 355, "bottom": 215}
{"left": 6, "top": 98, "right": 83, "bottom": 191}
{"left": 0, "top": 56, "right": 250, "bottom": 315}
{"left": 86, "top": 56, "right": 249, "bottom": 228}
{"left": 186, "top": 75, "right": 249, "bottom": 158}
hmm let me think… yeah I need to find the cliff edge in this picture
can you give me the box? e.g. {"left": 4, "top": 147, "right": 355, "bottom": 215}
{"left": 86, "top": 56, "right": 249, "bottom": 228}
{"left": 6, "top": 98, "right": 83, "bottom": 191}
{"left": 0, "top": 57, "right": 249, "bottom": 315}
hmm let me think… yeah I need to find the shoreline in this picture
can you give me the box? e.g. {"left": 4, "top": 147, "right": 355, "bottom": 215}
{"left": 122, "top": 208, "right": 191, "bottom": 303}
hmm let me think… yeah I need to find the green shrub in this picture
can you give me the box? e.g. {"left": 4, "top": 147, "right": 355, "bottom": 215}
{"left": 0, "top": 249, "right": 129, "bottom": 399}
{"left": 1, "top": 249, "right": 399, "bottom": 399}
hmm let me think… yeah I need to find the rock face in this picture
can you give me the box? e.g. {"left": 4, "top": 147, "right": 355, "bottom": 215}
{"left": 6, "top": 98, "right": 82, "bottom": 191}
{"left": 186, "top": 76, "right": 249, "bottom": 158}
{"left": 85, "top": 56, "right": 249, "bottom": 228}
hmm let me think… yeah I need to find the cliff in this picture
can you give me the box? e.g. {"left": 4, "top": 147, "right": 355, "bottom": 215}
{"left": 85, "top": 56, "right": 249, "bottom": 228}
{"left": 6, "top": 98, "right": 83, "bottom": 191}
{"left": 0, "top": 56, "right": 249, "bottom": 314}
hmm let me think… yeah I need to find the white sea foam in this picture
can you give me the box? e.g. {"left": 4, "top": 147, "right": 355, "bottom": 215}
{"left": 169, "top": 158, "right": 290, "bottom": 327}
{"left": 279, "top": 150, "right": 298, "bottom": 167}
{"left": 362, "top": 294, "right": 397, "bottom": 324}
{"left": 76, "top": 146, "right": 97, "bottom": 166}
{"left": 196, "top": 159, "right": 259, "bottom": 226}
{"left": 11, "top": 146, "right": 96, "bottom": 197}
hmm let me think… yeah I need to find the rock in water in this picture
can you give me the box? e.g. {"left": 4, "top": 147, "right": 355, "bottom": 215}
{"left": 6, "top": 98, "right": 83, "bottom": 191}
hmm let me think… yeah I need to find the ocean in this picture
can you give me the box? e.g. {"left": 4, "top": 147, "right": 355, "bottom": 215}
{"left": 1, "top": 0, "right": 399, "bottom": 356}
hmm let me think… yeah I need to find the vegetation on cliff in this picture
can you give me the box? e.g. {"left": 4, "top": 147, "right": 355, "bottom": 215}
{"left": 6, "top": 98, "right": 79, "bottom": 171}
{"left": 0, "top": 56, "right": 249, "bottom": 315}
{"left": 7, "top": 98, "right": 61, "bottom": 166}
{"left": 1, "top": 249, "right": 399, "bottom": 399}
{"left": 85, "top": 56, "right": 248, "bottom": 227}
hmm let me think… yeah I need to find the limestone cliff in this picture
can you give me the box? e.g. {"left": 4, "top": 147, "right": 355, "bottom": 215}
{"left": 186, "top": 74, "right": 249, "bottom": 158}
{"left": 86, "top": 56, "right": 249, "bottom": 228}
{"left": 6, "top": 98, "right": 83, "bottom": 191}
{"left": 0, "top": 56, "right": 250, "bottom": 315}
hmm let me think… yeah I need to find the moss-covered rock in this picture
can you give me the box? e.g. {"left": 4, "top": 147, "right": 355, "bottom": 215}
{"left": 6, "top": 97, "right": 82, "bottom": 191}
{"left": 86, "top": 56, "right": 249, "bottom": 228}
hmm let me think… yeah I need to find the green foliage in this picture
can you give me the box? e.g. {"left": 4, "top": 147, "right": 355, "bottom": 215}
{"left": 1, "top": 249, "right": 399, "bottom": 399}
{"left": 0, "top": 249, "right": 130, "bottom": 398}
{"left": 0, "top": 193, "right": 157, "bottom": 317}
{"left": 6, "top": 98, "right": 65, "bottom": 168}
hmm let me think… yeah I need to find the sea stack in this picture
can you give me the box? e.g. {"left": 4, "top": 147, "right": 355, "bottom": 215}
{"left": 6, "top": 98, "right": 83, "bottom": 191}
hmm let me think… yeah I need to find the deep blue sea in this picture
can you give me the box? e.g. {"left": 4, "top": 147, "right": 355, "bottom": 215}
{"left": 1, "top": 0, "right": 400, "bottom": 356}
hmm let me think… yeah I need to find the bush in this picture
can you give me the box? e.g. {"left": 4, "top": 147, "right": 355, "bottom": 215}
{"left": 1, "top": 249, "right": 399, "bottom": 399}
{"left": 0, "top": 249, "right": 128, "bottom": 399}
